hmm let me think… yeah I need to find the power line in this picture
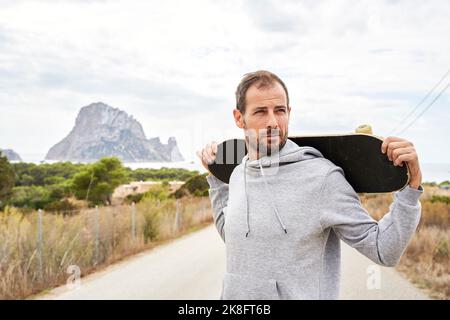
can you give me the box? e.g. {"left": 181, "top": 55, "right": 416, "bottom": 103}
{"left": 390, "top": 68, "right": 450, "bottom": 134}
{"left": 397, "top": 80, "right": 450, "bottom": 134}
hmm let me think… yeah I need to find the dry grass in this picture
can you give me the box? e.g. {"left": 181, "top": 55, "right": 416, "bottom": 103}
{"left": 360, "top": 186, "right": 449, "bottom": 300}
{"left": 2, "top": 185, "right": 447, "bottom": 300}
{"left": 0, "top": 196, "right": 212, "bottom": 300}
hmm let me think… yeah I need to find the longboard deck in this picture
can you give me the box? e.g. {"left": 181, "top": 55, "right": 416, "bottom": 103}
{"left": 207, "top": 134, "right": 409, "bottom": 193}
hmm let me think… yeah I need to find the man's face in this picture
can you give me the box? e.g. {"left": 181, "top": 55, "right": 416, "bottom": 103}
{"left": 233, "top": 82, "right": 291, "bottom": 159}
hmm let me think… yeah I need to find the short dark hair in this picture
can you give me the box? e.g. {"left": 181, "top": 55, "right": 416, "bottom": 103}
{"left": 235, "top": 70, "right": 290, "bottom": 114}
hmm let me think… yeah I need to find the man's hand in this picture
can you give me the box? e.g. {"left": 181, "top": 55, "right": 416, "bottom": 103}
{"left": 381, "top": 136, "right": 422, "bottom": 189}
{"left": 196, "top": 142, "right": 218, "bottom": 175}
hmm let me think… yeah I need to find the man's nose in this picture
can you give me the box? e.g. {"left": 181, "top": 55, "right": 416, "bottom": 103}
{"left": 266, "top": 111, "right": 279, "bottom": 128}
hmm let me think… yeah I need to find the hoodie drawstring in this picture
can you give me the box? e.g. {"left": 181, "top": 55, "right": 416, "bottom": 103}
{"left": 244, "top": 157, "right": 251, "bottom": 237}
{"left": 242, "top": 139, "right": 323, "bottom": 238}
{"left": 243, "top": 156, "right": 288, "bottom": 238}
{"left": 258, "top": 158, "right": 288, "bottom": 235}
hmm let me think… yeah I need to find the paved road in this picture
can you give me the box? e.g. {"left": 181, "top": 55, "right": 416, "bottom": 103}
{"left": 39, "top": 225, "right": 429, "bottom": 300}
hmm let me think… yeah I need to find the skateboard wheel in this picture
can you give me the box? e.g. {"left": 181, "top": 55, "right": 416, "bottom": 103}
{"left": 355, "top": 124, "right": 373, "bottom": 135}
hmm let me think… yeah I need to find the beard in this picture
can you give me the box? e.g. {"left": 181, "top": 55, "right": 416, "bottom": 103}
{"left": 244, "top": 125, "right": 288, "bottom": 159}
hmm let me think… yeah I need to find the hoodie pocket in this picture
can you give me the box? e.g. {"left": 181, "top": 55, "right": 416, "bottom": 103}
{"left": 221, "top": 272, "right": 280, "bottom": 300}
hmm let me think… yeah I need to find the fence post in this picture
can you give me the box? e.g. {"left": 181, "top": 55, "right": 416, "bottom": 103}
{"left": 37, "top": 209, "right": 43, "bottom": 281}
{"left": 202, "top": 201, "right": 206, "bottom": 222}
{"left": 173, "top": 200, "right": 181, "bottom": 235}
{"left": 111, "top": 207, "right": 116, "bottom": 253}
{"left": 131, "top": 202, "right": 136, "bottom": 242}
{"left": 94, "top": 205, "right": 99, "bottom": 265}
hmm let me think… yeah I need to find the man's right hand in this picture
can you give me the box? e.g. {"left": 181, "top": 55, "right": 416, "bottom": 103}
{"left": 196, "top": 142, "right": 218, "bottom": 174}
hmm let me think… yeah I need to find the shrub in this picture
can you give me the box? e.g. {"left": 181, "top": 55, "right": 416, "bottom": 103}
{"left": 124, "top": 193, "right": 145, "bottom": 204}
{"left": 0, "top": 155, "right": 15, "bottom": 203}
{"left": 43, "top": 199, "right": 77, "bottom": 214}
{"left": 7, "top": 186, "right": 52, "bottom": 209}
{"left": 142, "top": 184, "right": 170, "bottom": 201}
{"left": 172, "top": 173, "right": 208, "bottom": 198}
{"left": 430, "top": 195, "right": 450, "bottom": 205}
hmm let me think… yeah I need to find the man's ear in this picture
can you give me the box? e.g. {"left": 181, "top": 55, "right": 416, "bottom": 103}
{"left": 233, "top": 108, "right": 245, "bottom": 129}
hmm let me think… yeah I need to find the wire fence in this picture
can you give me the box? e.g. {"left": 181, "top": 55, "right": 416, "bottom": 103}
{"left": 0, "top": 196, "right": 213, "bottom": 299}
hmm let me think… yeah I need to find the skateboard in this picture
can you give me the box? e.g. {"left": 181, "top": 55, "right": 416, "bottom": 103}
{"left": 207, "top": 125, "right": 409, "bottom": 193}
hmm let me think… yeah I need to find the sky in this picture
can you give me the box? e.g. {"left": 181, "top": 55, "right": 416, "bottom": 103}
{"left": 0, "top": 0, "right": 449, "bottom": 166}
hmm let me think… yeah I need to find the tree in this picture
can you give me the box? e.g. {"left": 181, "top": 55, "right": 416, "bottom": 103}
{"left": 127, "top": 167, "right": 198, "bottom": 182}
{"left": 71, "top": 157, "right": 129, "bottom": 206}
{"left": 0, "top": 155, "right": 15, "bottom": 206}
{"left": 184, "top": 173, "right": 209, "bottom": 195}
{"left": 173, "top": 173, "right": 209, "bottom": 198}
{"left": 7, "top": 186, "right": 51, "bottom": 209}
{"left": 12, "top": 161, "right": 84, "bottom": 186}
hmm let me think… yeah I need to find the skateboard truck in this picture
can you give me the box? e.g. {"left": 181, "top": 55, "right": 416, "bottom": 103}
{"left": 355, "top": 124, "right": 373, "bottom": 135}
{"left": 355, "top": 124, "right": 384, "bottom": 140}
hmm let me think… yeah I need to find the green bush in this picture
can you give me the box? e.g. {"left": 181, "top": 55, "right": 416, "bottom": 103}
{"left": 143, "top": 211, "right": 160, "bottom": 243}
{"left": 143, "top": 184, "right": 170, "bottom": 201}
{"left": 433, "top": 239, "right": 448, "bottom": 263}
{"left": 194, "top": 189, "right": 209, "bottom": 197}
{"left": 430, "top": 195, "right": 450, "bottom": 205}
{"left": 124, "top": 193, "right": 145, "bottom": 204}
{"left": 12, "top": 162, "right": 84, "bottom": 186}
{"left": 124, "top": 185, "right": 170, "bottom": 204}
{"left": 126, "top": 167, "right": 198, "bottom": 182}
{"left": 8, "top": 186, "right": 52, "bottom": 209}
{"left": 0, "top": 155, "right": 15, "bottom": 203}
{"left": 172, "top": 173, "right": 209, "bottom": 198}
{"left": 43, "top": 176, "right": 66, "bottom": 186}
{"left": 43, "top": 199, "right": 77, "bottom": 214}
{"left": 173, "top": 187, "right": 189, "bottom": 199}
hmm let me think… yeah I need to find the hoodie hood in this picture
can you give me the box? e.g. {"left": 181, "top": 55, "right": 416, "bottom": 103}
{"left": 242, "top": 138, "right": 324, "bottom": 237}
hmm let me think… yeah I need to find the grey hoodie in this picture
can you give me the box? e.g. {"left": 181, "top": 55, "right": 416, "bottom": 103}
{"left": 206, "top": 138, "right": 423, "bottom": 300}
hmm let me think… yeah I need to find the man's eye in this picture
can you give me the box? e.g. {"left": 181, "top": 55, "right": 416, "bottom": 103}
{"left": 254, "top": 110, "right": 263, "bottom": 114}
{"left": 277, "top": 109, "right": 286, "bottom": 113}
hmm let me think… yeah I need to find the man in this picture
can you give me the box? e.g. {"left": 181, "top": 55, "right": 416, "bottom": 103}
{"left": 196, "top": 70, "right": 423, "bottom": 300}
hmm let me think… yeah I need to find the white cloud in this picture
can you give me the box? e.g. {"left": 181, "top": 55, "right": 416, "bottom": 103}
{"left": 0, "top": 0, "right": 449, "bottom": 166}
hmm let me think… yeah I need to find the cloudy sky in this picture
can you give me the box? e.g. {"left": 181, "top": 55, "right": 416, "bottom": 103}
{"left": 0, "top": 0, "right": 449, "bottom": 166}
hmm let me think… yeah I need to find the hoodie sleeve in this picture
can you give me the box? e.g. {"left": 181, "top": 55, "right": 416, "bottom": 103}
{"left": 318, "top": 166, "right": 423, "bottom": 267}
{"left": 206, "top": 174, "right": 229, "bottom": 242}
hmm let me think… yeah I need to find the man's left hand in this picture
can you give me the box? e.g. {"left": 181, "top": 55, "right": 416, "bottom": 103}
{"left": 381, "top": 136, "right": 422, "bottom": 189}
